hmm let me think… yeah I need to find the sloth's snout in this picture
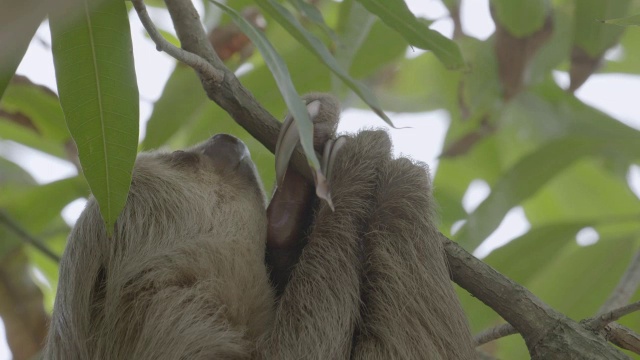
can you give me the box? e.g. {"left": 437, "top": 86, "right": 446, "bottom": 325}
{"left": 202, "top": 134, "right": 252, "bottom": 173}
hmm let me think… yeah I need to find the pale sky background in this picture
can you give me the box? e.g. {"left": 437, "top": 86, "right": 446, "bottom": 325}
{"left": 2, "top": 0, "right": 640, "bottom": 357}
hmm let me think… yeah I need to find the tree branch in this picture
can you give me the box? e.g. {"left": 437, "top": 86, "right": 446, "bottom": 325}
{"left": 474, "top": 299, "right": 640, "bottom": 353}
{"left": 442, "top": 234, "right": 628, "bottom": 359}
{"left": 131, "top": 0, "right": 223, "bottom": 83}
{"left": 475, "top": 323, "right": 517, "bottom": 346}
{"left": 588, "top": 301, "right": 640, "bottom": 330}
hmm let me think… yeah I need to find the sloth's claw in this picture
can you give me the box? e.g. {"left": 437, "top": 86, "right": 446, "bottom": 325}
{"left": 274, "top": 98, "right": 324, "bottom": 188}
{"left": 273, "top": 94, "right": 340, "bottom": 207}
{"left": 321, "top": 136, "right": 347, "bottom": 185}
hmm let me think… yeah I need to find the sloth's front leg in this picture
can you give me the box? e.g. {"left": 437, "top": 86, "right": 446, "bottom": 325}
{"left": 350, "top": 156, "right": 476, "bottom": 359}
{"left": 260, "top": 129, "right": 393, "bottom": 359}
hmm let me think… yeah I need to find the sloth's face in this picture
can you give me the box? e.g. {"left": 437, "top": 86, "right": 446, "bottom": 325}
{"left": 111, "top": 134, "right": 268, "bottom": 247}
{"left": 58, "top": 135, "right": 275, "bottom": 350}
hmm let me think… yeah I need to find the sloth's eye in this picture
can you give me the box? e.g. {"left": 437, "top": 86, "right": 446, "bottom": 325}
{"left": 170, "top": 150, "right": 200, "bottom": 167}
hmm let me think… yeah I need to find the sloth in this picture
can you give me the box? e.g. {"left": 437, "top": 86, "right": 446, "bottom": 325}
{"left": 44, "top": 94, "right": 476, "bottom": 359}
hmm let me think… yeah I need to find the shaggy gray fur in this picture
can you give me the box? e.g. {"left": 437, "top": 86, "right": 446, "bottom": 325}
{"left": 44, "top": 130, "right": 475, "bottom": 359}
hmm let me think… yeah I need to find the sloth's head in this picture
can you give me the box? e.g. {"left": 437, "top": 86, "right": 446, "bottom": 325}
{"left": 72, "top": 134, "right": 269, "bottom": 266}
{"left": 49, "top": 135, "right": 275, "bottom": 358}
{"left": 120, "top": 134, "right": 268, "bottom": 241}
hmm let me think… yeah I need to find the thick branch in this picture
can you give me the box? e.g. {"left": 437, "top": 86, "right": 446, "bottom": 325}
{"left": 443, "top": 234, "right": 628, "bottom": 359}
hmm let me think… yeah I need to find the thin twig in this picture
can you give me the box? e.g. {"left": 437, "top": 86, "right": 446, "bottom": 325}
{"left": 131, "top": 0, "right": 223, "bottom": 82}
{"left": 475, "top": 323, "right": 518, "bottom": 346}
{"left": 589, "top": 301, "right": 640, "bottom": 330}
{"left": 0, "top": 209, "right": 60, "bottom": 263}
{"left": 599, "top": 250, "right": 640, "bottom": 314}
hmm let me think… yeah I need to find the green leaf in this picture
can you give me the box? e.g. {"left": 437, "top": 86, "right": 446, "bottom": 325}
{"left": 434, "top": 134, "right": 502, "bottom": 236}
{"left": 603, "top": 25, "right": 640, "bottom": 73}
{"left": 370, "top": 51, "right": 461, "bottom": 113}
{"left": 288, "top": 0, "right": 338, "bottom": 43}
{"left": 0, "top": 121, "right": 67, "bottom": 160}
{"left": 600, "top": 13, "right": 640, "bottom": 26}
{"left": 491, "top": 0, "right": 547, "bottom": 37}
{"left": 530, "top": 236, "right": 638, "bottom": 320}
{"left": 210, "top": 0, "right": 321, "bottom": 173}
{"left": 524, "top": 159, "right": 640, "bottom": 226}
{"left": 574, "top": 0, "right": 631, "bottom": 56}
{"left": 355, "top": 0, "right": 464, "bottom": 69}
{"left": 27, "top": 233, "right": 68, "bottom": 311}
{"left": 1, "top": 79, "right": 69, "bottom": 142}
{"left": 1, "top": 176, "right": 88, "bottom": 234}
{"left": 0, "top": 7, "right": 44, "bottom": 99}
{"left": 485, "top": 222, "right": 589, "bottom": 284}
{"left": 50, "top": 0, "right": 139, "bottom": 233}
{"left": 142, "top": 66, "right": 209, "bottom": 150}
{"left": 334, "top": 0, "right": 376, "bottom": 74}
{"left": 349, "top": 19, "right": 408, "bottom": 80}
{"left": 0, "top": 157, "right": 35, "bottom": 186}
{"left": 456, "top": 137, "right": 601, "bottom": 249}
{"left": 253, "top": 0, "right": 393, "bottom": 126}
{"left": 458, "top": 37, "right": 501, "bottom": 115}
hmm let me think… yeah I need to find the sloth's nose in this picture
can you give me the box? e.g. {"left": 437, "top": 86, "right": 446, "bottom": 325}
{"left": 202, "top": 134, "right": 251, "bottom": 172}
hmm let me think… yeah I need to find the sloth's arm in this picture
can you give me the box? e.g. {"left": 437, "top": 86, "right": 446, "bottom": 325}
{"left": 263, "top": 94, "right": 474, "bottom": 359}
{"left": 260, "top": 130, "right": 393, "bottom": 359}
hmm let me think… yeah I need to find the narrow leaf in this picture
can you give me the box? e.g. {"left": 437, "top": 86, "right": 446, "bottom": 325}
{"left": 356, "top": 0, "right": 464, "bottom": 69}
{"left": 484, "top": 222, "right": 589, "bottom": 284}
{"left": 335, "top": 0, "right": 377, "bottom": 72}
{"left": 288, "top": 0, "right": 338, "bottom": 42}
{"left": 254, "top": 0, "right": 394, "bottom": 126}
{"left": 574, "top": 0, "right": 631, "bottom": 56}
{"left": 0, "top": 6, "right": 45, "bottom": 99}
{"left": 50, "top": 0, "right": 139, "bottom": 233}
{"left": 210, "top": 0, "right": 321, "bottom": 172}
{"left": 600, "top": 13, "right": 640, "bottom": 27}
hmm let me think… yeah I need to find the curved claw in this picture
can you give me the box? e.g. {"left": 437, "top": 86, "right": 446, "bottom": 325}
{"left": 274, "top": 99, "right": 323, "bottom": 188}
{"left": 274, "top": 94, "right": 341, "bottom": 210}
{"left": 315, "top": 136, "right": 347, "bottom": 211}
{"left": 321, "top": 136, "right": 347, "bottom": 185}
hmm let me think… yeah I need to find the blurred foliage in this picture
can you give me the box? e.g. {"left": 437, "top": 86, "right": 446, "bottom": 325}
{"left": 1, "top": 0, "right": 640, "bottom": 358}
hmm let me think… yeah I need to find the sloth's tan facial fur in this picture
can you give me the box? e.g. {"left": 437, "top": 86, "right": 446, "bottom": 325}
{"left": 45, "top": 96, "right": 475, "bottom": 359}
{"left": 45, "top": 134, "right": 275, "bottom": 359}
